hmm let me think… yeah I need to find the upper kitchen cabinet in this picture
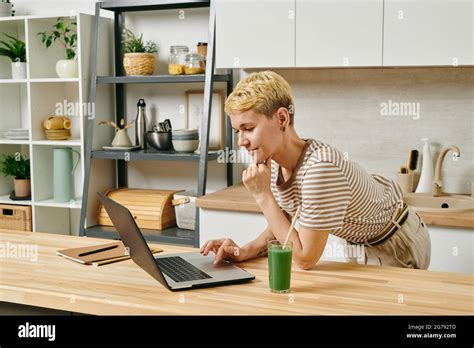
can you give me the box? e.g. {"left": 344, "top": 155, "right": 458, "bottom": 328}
{"left": 383, "top": 0, "right": 474, "bottom": 66}
{"left": 296, "top": 0, "right": 383, "bottom": 67}
{"left": 215, "top": 0, "right": 295, "bottom": 68}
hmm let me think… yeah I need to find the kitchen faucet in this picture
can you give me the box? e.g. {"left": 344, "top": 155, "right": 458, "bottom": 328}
{"left": 432, "top": 145, "right": 461, "bottom": 196}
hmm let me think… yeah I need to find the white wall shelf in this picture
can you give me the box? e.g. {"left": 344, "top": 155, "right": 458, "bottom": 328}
{"left": 0, "top": 79, "right": 28, "bottom": 84}
{"left": 0, "top": 13, "right": 111, "bottom": 236}
{"left": 0, "top": 194, "right": 32, "bottom": 205}
{"left": 0, "top": 139, "right": 29, "bottom": 144}
{"left": 31, "top": 140, "right": 82, "bottom": 146}
{"left": 34, "top": 198, "right": 82, "bottom": 209}
{"left": 30, "top": 78, "right": 80, "bottom": 83}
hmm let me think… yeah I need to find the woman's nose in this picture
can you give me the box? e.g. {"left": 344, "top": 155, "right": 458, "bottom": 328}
{"left": 238, "top": 133, "right": 249, "bottom": 147}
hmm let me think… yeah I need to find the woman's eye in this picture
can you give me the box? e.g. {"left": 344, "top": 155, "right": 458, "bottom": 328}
{"left": 234, "top": 129, "right": 240, "bottom": 134}
{"left": 244, "top": 128, "right": 254, "bottom": 132}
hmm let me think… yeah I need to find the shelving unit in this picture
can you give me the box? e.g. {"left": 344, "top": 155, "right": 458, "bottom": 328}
{"left": 80, "top": 0, "right": 234, "bottom": 247}
{"left": 0, "top": 14, "right": 113, "bottom": 235}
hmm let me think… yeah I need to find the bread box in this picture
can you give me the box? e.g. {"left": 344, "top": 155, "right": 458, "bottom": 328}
{"left": 97, "top": 188, "right": 183, "bottom": 230}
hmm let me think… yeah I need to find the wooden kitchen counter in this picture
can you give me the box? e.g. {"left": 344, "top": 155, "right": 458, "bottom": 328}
{"left": 0, "top": 230, "right": 472, "bottom": 315}
{"left": 196, "top": 183, "right": 474, "bottom": 228}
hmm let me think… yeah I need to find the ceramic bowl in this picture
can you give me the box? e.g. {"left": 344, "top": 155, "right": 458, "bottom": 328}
{"left": 146, "top": 131, "right": 172, "bottom": 151}
{"left": 172, "top": 139, "right": 199, "bottom": 153}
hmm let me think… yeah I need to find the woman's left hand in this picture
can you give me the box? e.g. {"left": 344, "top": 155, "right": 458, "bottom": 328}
{"left": 242, "top": 157, "right": 272, "bottom": 199}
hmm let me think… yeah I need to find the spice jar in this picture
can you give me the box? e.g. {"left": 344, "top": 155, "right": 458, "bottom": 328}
{"left": 197, "top": 42, "right": 207, "bottom": 70}
{"left": 197, "top": 42, "right": 207, "bottom": 58}
{"left": 168, "top": 45, "right": 189, "bottom": 75}
{"left": 184, "top": 53, "right": 205, "bottom": 74}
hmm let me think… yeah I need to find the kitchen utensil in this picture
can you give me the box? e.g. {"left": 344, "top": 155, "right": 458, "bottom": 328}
{"left": 172, "top": 139, "right": 199, "bottom": 152}
{"left": 283, "top": 205, "right": 301, "bottom": 248}
{"left": 43, "top": 116, "right": 72, "bottom": 130}
{"left": 163, "top": 119, "right": 172, "bottom": 132}
{"left": 45, "top": 129, "right": 71, "bottom": 140}
{"left": 407, "top": 149, "right": 419, "bottom": 173}
{"left": 135, "top": 98, "right": 147, "bottom": 149}
{"left": 146, "top": 131, "right": 172, "bottom": 151}
{"left": 396, "top": 173, "right": 415, "bottom": 194}
{"left": 53, "top": 147, "right": 80, "bottom": 203}
{"left": 415, "top": 138, "right": 434, "bottom": 193}
{"left": 112, "top": 129, "right": 133, "bottom": 147}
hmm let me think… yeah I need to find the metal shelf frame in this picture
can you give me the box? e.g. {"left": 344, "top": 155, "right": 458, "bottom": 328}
{"left": 79, "top": 0, "right": 234, "bottom": 247}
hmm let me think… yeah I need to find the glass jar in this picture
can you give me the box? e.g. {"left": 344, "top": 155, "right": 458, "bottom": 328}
{"left": 197, "top": 42, "right": 207, "bottom": 58}
{"left": 184, "top": 53, "right": 205, "bottom": 75}
{"left": 168, "top": 45, "right": 189, "bottom": 75}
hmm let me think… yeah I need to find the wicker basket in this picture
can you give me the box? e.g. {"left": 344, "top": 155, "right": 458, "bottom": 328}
{"left": 0, "top": 204, "right": 32, "bottom": 232}
{"left": 123, "top": 53, "right": 156, "bottom": 76}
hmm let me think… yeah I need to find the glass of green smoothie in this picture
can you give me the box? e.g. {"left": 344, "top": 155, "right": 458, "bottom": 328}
{"left": 268, "top": 240, "right": 293, "bottom": 293}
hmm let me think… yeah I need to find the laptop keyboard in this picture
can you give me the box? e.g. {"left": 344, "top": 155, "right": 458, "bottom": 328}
{"left": 156, "top": 256, "right": 212, "bottom": 283}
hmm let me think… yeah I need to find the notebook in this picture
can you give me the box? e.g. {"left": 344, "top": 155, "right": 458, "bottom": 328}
{"left": 56, "top": 241, "right": 162, "bottom": 266}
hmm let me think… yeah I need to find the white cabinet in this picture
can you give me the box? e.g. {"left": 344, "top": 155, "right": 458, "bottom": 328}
{"left": 383, "top": 0, "right": 474, "bottom": 66}
{"left": 428, "top": 226, "right": 473, "bottom": 275}
{"left": 296, "top": 0, "right": 383, "bottom": 67}
{"left": 215, "top": 0, "right": 295, "bottom": 69}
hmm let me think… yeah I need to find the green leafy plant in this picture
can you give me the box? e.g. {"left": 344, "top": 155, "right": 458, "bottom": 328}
{"left": 38, "top": 17, "right": 77, "bottom": 60}
{"left": 0, "top": 33, "right": 25, "bottom": 62}
{"left": 0, "top": 153, "right": 30, "bottom": 179}
{"left": 121, "top": 28, "right": 157, "bottom": 54}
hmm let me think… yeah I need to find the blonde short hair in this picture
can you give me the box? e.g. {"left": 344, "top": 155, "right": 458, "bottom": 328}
{"left": 224, "top": 71, "right": 295, "bottom": 125}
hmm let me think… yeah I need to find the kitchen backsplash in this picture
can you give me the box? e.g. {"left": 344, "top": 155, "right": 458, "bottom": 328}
{"left": 241, "top": 67, "right": 473, "bottom": 194}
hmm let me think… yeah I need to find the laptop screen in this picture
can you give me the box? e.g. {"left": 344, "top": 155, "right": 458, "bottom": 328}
{"left": 97, "top": 192, "right": 169, "bottom": 289}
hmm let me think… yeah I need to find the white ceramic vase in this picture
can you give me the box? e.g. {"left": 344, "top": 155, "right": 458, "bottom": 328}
{"left": 112, "top": 129, "right": 133, "bottom": 147}
{"left": 55, "top": 59, "right": 78, "bottom": 78}
{"left": 11, "top": 62, "right": 26, "bottom": 79}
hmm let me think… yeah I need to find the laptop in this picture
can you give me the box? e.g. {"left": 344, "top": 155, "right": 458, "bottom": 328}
{"left": 98, "top": 193, "right": 255, "bottom": 291}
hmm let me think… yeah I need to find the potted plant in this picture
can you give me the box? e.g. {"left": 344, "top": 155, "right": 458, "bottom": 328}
{"left": 0, "top": 0, "right": 14, "bottom": 17}
{"left": 38, "top": 17, "right": 78, "bottom": 78}
{"left": 121, "top": 28, "right": 157, "bottom": 76}
{"left": 0, "top": 33, "right": 26, "bottom": 79}
{"left": 0, "top": 153, "right": 31, "bottom": 198}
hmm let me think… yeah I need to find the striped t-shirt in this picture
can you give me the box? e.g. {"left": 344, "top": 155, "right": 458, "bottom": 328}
{"left": 270, "top": 139, "right": 403, "bottom": 243}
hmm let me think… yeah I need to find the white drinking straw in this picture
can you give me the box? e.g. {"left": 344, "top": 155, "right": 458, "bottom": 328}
{"left": 282, "top": 205, "right": 301, "bottom": 248}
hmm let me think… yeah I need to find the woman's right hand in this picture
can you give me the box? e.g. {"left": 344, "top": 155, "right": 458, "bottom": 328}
{"left": 200, "top": 238, "right": 248, "bottom": 264}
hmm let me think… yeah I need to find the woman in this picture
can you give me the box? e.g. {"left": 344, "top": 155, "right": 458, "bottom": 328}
{"left": 200, "top": 71, "right": 431, "bottom": 270}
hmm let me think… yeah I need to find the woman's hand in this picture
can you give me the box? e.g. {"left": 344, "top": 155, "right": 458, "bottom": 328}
{"left": 200, "top": 238, "right": 248, "bottom": 264}
{"left": 242, "top": 157, "right": 272, "bottom": 200}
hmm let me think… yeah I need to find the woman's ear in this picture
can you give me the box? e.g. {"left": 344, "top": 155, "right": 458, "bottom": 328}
{"left": 275, "top": 107, "right": 290, "bottom": 130}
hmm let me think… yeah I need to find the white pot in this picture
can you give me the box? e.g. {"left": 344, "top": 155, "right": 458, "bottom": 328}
{"left": 11, "top": 62, "right": 26, "bottom": 79}
{"left": 0, "top": 3, "right": 13, "bottom": 17}
{"left": 55, "top": 59, "right": 78, "bottom": 78}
